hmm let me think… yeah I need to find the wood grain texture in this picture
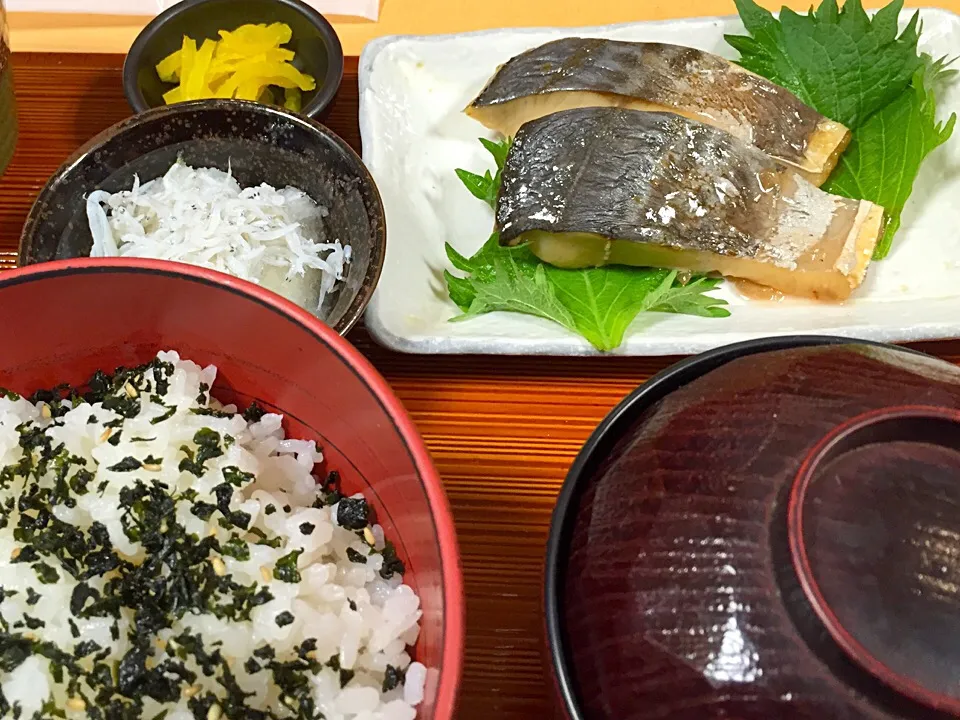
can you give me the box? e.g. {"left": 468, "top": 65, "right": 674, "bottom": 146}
{"left": 4, "top": 52, "right": 960, "bottom": 719}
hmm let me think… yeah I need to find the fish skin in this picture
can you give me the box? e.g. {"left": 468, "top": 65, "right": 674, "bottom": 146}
{"left": 497, "top": 107, "right": 783, "bottom": 255}
{"left": 470, "top": 38, "right": 841, "bottom": 174}
{"left": 495, "top": 105, "right": 882, "bottom": 291}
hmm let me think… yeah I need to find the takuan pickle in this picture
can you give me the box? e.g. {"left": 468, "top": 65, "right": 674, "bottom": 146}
{"left": 156, "top": 23, "right": 315, "bottom": 111}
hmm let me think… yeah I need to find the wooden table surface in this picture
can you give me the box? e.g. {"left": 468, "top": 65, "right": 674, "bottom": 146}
{"left": 6, "top": 52, "right": 960, "bottom": 719}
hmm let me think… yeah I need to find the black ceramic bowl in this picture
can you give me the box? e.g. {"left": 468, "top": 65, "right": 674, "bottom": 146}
{"left": 19, "top": 99, "right": 385, "bottom": 336}
{"left": 546, "top": 336, "right": 960, "bottom": 719}
{"left": 123, "top": 0, "right": 343, "bottom": 119}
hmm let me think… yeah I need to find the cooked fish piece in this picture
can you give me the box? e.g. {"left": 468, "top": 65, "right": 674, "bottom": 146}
{"left": 468, "top": 38, "right": 849, "bottom": 186}
{"left": 496, "top": 107, "right": 884, "bottom": 301}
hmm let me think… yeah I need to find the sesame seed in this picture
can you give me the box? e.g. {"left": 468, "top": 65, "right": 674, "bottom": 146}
{"left": 260, "top": 566, "right": 272, "bottom": 583}
{"left": 99, "top": 428, "right": 113, "bottom": 443}
{"left": 40, "top": 404, "right": 51, "bottom": 419}
{"left": 66, "top": 698, "right": 86, "bottom": 712}
{"left": 143, "top": 463, "right": 162, "bottom": 472}
{"left": 212, "top": 557, "right": 227, "bottom": 576}
{"left": 124, "top": 383, "right": 138, "bottom": 398}
{"left": 363, "top": 527, "right": 375, "bottom": 546}
{"left": 207, "top": 703, "right": 222, "bottom": 720}
{"left": 10, "top": 547, "right": 20, "bottom": 561}
{"left": 183, "top": 684, "right": 201, "bottom": 698}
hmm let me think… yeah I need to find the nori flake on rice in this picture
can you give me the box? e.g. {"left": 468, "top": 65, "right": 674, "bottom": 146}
{"left": 0, "top": 352, "right": 426, "bottom": 720}
{"left": 272, "top": 550, "right": 303, "bottom": 584}
{"left": 336, "top": 498, "right": 370, "bottom": 531}
{"left": 345, "top": 548, "right": 367, "bottom": 565}
{"left": 382, "top": 664, "right": 405, "bottom": 693}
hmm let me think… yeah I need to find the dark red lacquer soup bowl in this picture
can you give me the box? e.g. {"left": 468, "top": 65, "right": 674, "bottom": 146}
{"left": 547, "top": 336, "right": 960, "bottom": 720}
{"left": 0, "top": 258, "right": 463, "bottom": 719}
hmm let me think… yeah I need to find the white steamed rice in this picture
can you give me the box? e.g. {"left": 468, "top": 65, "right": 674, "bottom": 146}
{"left": 0, "top": 351, "right": 424, "bottom": 720}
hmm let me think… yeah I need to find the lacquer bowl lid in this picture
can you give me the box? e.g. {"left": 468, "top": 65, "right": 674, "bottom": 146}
{"left": 790, "top": 405, "right": 960, "bottom": 714}
{"left": 546, "top": 337, "right": 960, "bottom": 720}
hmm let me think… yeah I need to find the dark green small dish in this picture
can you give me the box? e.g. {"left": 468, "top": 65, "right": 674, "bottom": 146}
{"left": 122, "top": 0, "right": 344, "bottom": 120}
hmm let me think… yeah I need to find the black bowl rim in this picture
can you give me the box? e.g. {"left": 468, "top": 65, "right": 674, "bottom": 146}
{"left": 121, "top": 0, "right": 345, "bottom": 119}
{"left": 17, "top": 98, "right": 385, "bottom": 337}
{"left": 543, "top": 334, "right": 933, "bottom": 719}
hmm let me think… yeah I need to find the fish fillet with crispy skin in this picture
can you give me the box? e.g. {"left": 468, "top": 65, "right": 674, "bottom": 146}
{"left": 496, "top": 107, "right": 883, "bottom": 301}
{"left": 468, "top": 38, "right": 850, "bottom": 186}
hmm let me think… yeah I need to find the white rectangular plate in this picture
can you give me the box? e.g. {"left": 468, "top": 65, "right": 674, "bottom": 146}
{"left": 359, "top": 10, "right": 960, "bottom": 356}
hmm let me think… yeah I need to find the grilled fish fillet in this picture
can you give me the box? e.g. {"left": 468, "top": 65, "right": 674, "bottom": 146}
{"left": 468, "top": 38, "right": 850, "bottom": 186}
{"left": 496, "top": 108, "right": 884, "bottom": 301}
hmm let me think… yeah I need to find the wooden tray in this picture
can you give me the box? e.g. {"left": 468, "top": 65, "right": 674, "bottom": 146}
{"left": 5, "top": 51, "right": 960, "bottom": 718}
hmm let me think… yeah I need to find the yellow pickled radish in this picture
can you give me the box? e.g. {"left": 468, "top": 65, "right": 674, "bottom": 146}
{"left": 218, "top": 22, "right": 292, "bottom": 55}
{"left": 178, "top": 36, "right": 197, "bottom": 87}
{"left": 260, "top": 62, "right": 316, "bottom": 91}
{"left": 210, "top": 67, "right": 245, "bottom": 100}
{"left": 235, "top": 79, "right": 266, "bottom": 101}
{"left": 181, "top": 39, "right": 217, "bottom": 101}
{"left": 284, "top": 87, "right": 302, "bottom": 112}
{"left": 212, "top": 79, "right": 235, "bottom": 99}
{"left": 156, "top": 49, "right": 182, "bottom": 83}
{"left": 154, "top": 23, "right": 315, "bottom": 111}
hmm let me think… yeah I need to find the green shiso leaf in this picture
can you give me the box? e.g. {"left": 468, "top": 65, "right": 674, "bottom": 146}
{"left": 726, "top": 0, "right": 956, "bottom": 259}
{"left": 724, "top": 0, "right": 923, "bottom": 128}
{"left": 824, "top": 58, "right": 956, "bottom": 259}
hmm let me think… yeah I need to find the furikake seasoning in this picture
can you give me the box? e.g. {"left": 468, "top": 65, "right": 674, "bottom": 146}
{"left": 0, "top": 354, "right": 415, "bottom": 720}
